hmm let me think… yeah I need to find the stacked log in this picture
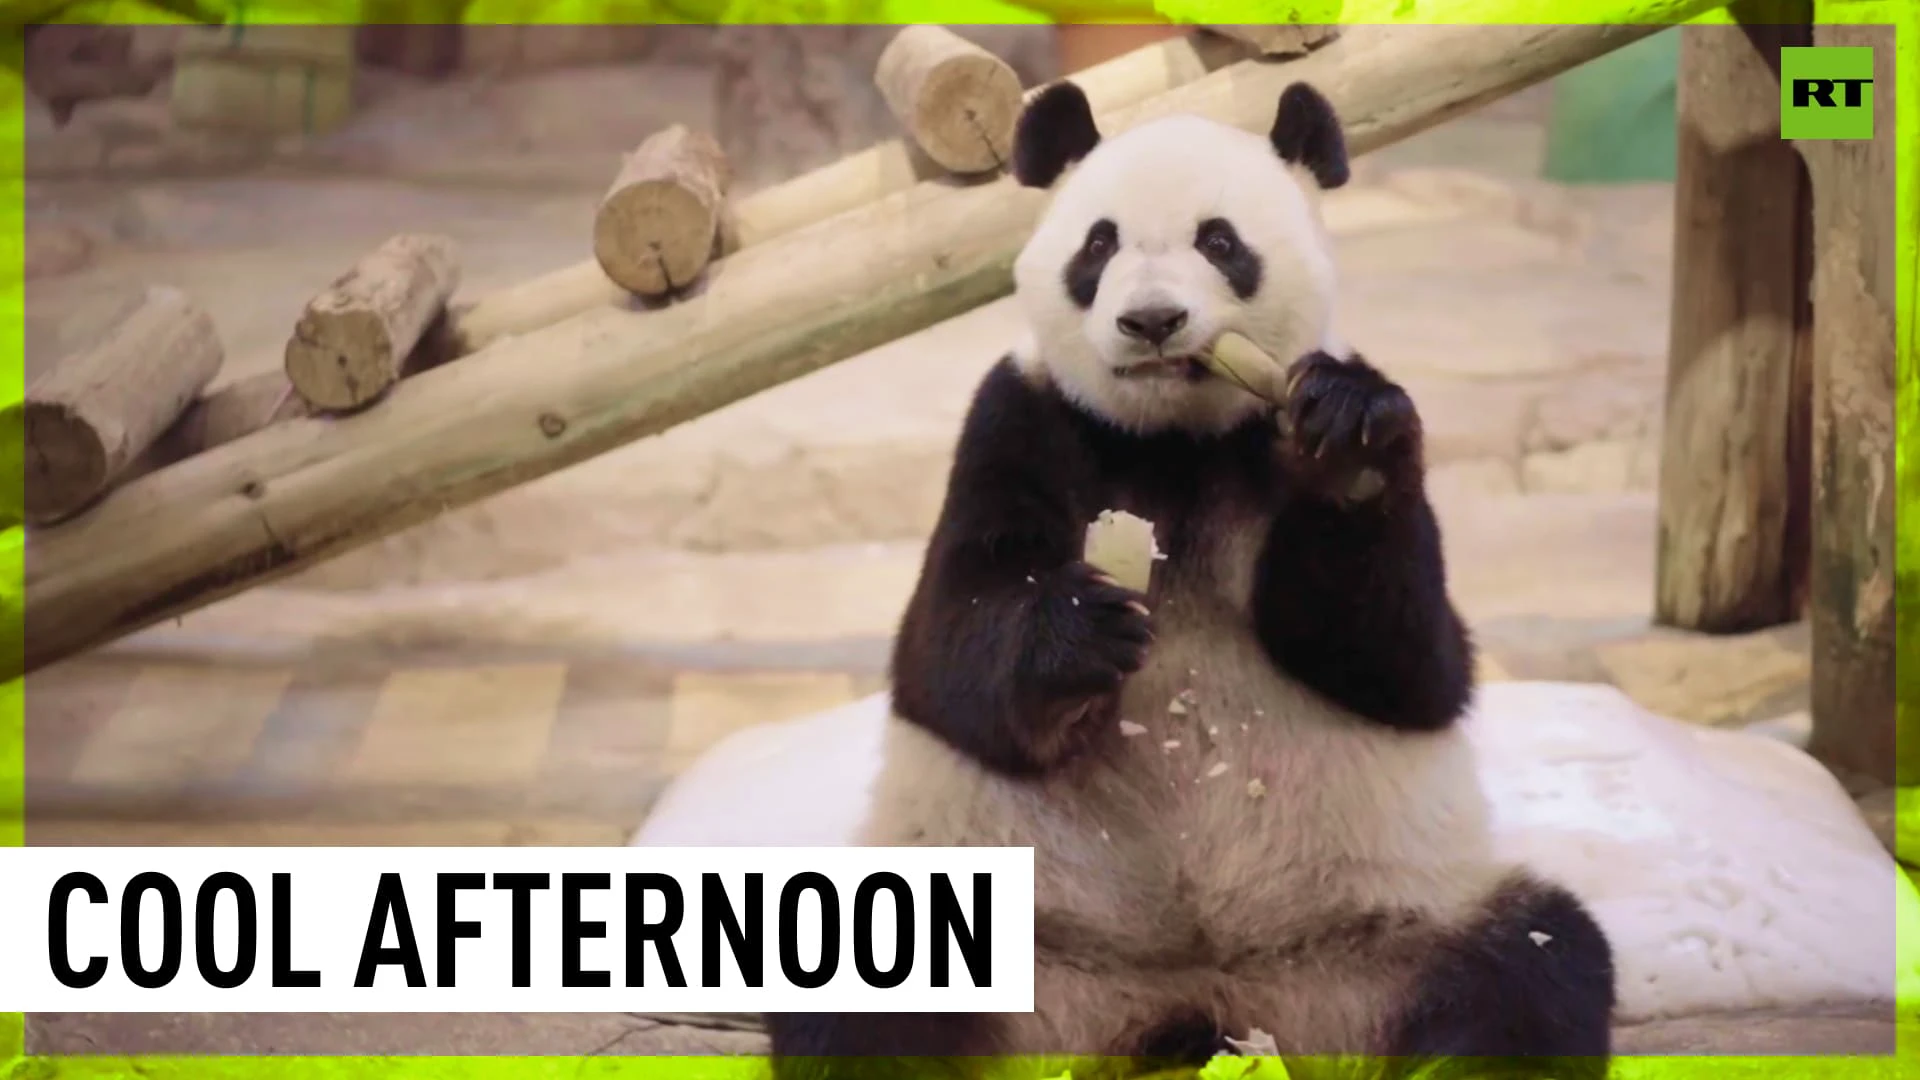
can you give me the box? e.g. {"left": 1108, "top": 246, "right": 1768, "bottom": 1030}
{"left": 20, "top": 286, "right": 223, "bottom": 526}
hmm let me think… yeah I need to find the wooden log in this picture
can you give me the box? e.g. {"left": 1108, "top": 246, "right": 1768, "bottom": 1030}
{"left": 117, "top": 371, "right": 313, "bottom": 488}
{"left": 593, "top": 125, "right": 733, "bottom": 298}
{"left": 1654, "top": 15, "right": 1813, "bottom": 634}
{"left": 283, "top": 233, "right": 460, "bottom": 412}
{"left": 1798, "top": 24, "right": 1900, "bottom": 787}
{"left": 874, "top": 25, "right": 1026, "bottom": 175}
{"left": 18, "top": 18, "right": 1720, "bottom": 679}
{"left": 438, "top": 30, "right": 1244, "bottom": 359}
{"left": 1203, "top": 25, "right": 1341, "bottom": 56}
{"left": 22, "top": 285, "right": 223, "bottom": 526}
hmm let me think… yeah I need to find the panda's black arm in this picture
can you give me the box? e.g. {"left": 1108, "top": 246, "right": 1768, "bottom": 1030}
{"left": 889, "top": 360, "right": 1149, "bottom": 777}
{"left": 1248, "top": 353, "right": 1475, "bottom": 733}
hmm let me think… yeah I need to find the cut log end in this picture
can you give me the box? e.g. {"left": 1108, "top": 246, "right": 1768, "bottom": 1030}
{"left": 595, "top": 126, "right": 732, "bottom": 298}
{"left": 876, "top": 26, "right": 1024, "bottom": 175}
{"left": 23, "top": 400, "right": 110, "bottom": 524}
{"left": 285, "top": 309, "right": 401, "bottom": 412}
{"left": 282, "top": 233, "right": 460, "bottom": 412}
{"left": 594, "top": 180, "right": 718, "bottom": 297}
{"left": 913, "top": 56, "right": 1023, "bottom": 174}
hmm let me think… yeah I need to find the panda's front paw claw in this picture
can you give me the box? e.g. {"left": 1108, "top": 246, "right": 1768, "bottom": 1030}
{"left": 1283, "top": 351, "right": 1419, "bottom": 496}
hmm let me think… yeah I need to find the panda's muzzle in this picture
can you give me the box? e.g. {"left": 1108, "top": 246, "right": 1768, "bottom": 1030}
{"left": 1113, "top": 354, "right": 1211, "bottom": 382}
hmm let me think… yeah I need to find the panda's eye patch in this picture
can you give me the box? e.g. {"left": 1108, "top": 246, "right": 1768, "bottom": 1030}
{"left": 1063, "top": 218, "right": 1120, "bottom": 310}
{"left": 1194, "top": 218, "right": 1263, "bottom": 300}
{"left": 1195, "top": 219, "right": 1242, "bottom": 258}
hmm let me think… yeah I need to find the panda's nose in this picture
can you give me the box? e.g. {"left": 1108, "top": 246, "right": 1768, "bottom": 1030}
{"left": 1116, "top": 306, "right": 1189, "bottom": 347}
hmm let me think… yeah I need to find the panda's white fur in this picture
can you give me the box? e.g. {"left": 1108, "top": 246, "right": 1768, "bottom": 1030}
{"left": 766, "top": 81, "right": 1613, "bottom": 1076}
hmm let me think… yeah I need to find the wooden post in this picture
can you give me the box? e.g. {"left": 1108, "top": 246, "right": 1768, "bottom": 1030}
{"left": 1799, "top": 23, "right": 1900, "bottom": 786}
{"left": 1654, "top": 11, "right": 1813, "bottom": 634}
{"left": 17, "top": 17, "right": 1725, "bottom": 679}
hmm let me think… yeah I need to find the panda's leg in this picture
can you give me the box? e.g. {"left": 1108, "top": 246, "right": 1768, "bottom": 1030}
{"left": 1379, "top": 874, "right": 1615, "bottom": 1080}
{"left": 764, "top": 1011, "right": 1003, "bottom": 1080}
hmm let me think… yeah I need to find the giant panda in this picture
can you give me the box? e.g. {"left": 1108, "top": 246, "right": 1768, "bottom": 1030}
{"left": 764, "top": 78, "right": 1616, "bottom": 1080}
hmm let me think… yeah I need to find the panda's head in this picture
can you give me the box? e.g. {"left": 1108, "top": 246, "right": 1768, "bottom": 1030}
{"left": 1009, "top": 80, "right": 1350, "bottom": 436}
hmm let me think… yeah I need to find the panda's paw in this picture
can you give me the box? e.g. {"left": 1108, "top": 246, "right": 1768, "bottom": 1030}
{"left": 1025, "top": 561, "right": 1156, "bottom": 704}
{"left": 1281, "top": 350, "right": 1422, "bottom": 500}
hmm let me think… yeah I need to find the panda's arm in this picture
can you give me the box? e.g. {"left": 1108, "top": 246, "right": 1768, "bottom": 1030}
{"left": 1249, "top": 352, "right": 1475, "bottom": 733}
{"left": 889, "top": 360, "right": 1153, "bottom": 777}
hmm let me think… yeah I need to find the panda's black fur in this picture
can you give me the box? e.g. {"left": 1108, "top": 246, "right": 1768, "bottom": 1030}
{"left": 765, "top": 80, "right": 1615, "bottom": 1080}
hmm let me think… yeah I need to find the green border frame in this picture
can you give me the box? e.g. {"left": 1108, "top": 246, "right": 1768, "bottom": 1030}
{"left": 0, "top": 0, "right": 1914, "bottom": 1076}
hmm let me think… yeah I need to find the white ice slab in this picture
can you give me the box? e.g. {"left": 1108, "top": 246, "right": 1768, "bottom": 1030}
{"left": 630, "top": 680, "right": 1900, "bottom": 1021}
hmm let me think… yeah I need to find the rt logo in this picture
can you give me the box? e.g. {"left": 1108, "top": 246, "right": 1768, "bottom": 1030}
{"left": 1780, "top": 46, "right": 1875, "bottom": 140}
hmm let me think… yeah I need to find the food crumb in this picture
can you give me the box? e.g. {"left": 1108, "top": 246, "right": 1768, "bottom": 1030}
{"left": 1162, "top": 739, "right": 1181, "bottom": 751}
{"left": 1529, "top": 931, "right": 1553, "bottom": 947}
{"left": 1119, "top": 720, "right": 1149, "bottom": 737}
{"left": 1204, "top": 762, "right": 1230, "bottom": 779}
{"left": 1246, "top": 778, "right": 1268, "bottom": 799}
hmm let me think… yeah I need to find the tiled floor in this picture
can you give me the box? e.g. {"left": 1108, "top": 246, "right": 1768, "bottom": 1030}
{"left": 22, "top": 639, "right": 1518, "bottom": 848}
{"left": 24, "top": 642, "right": 886, "bottom": 847}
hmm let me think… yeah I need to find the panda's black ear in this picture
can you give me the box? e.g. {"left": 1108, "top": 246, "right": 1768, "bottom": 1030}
{"left": 1012, "top": 81, "right": 1102, "bottom": 189}
{"left": 1270, "top": 82, "right": 1349, "bottom": 190}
